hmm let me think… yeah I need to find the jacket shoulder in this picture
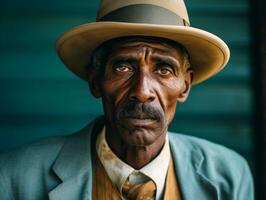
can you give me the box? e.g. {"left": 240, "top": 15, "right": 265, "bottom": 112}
{"left": 169, "top": 132, "right": 254, "bottom": 199}
{"left": 0, "top": 136, "right": 66, "bottom": 170}
{"left": 169, "top": 132, "right": 247, "bottom": 167}
{"left": 0, "top": 136, "right": 66, "bottom": 199}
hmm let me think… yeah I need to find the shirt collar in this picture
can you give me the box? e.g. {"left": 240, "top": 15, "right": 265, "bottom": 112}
{"left": 96, "top": 126, "right": 170, "bottom": 199}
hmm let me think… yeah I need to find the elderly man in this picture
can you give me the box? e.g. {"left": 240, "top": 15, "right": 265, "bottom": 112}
{"left": 0, "top": 0, "right": 254, "bottom": 200}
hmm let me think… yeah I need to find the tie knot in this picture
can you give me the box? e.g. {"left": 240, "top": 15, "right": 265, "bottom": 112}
{"left": 122, "top": 178, "right": 157, "bottom": 200}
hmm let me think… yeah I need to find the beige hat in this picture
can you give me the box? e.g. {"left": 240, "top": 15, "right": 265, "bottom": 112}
{"left": 56, "top": 0, "right": 230, "bottom": 84}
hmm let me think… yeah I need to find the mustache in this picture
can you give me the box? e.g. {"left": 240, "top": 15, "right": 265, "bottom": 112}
{"left": 117, "top": 103, "right": 163, "bottom": 121}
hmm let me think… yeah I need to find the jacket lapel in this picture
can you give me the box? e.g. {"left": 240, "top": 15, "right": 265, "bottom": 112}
{"left": 169, "top": 133, "right": 218, "bottom": 200}
{"left": 48, "top": 117, "right": 104, "bottom": 200}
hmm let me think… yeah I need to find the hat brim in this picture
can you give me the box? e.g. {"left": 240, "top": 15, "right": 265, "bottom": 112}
{"left": 56, "top": 21, "right": 230, "bottom": 85}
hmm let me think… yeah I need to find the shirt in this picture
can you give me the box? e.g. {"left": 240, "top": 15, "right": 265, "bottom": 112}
{"left": 96, "top": 127, "right": 170, "bottom": 200}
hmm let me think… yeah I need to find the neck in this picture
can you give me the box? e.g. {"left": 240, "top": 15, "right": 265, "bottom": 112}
{"left": 105, "top": 127, "right": 166, "bottom": 169}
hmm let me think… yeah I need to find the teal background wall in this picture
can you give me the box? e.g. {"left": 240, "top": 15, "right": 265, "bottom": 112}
{"left": 0, "top": 0, "right": 254, "bottom": 172}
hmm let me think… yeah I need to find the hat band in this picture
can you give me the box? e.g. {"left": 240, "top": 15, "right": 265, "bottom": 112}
{"left": 97, "top": 4, "right": 190, "bottom": 26}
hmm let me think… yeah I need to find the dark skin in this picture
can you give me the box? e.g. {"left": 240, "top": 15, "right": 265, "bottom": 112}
{"left": 88, "top": 39, "right": 193, "bottom": 169}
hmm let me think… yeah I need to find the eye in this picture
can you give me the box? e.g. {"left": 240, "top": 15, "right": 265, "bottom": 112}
{"left": 158, "top": 68, "right": 172, "bottom": 75}
{"left": 155, "top": 66, "right": 174, "bottom": 76}
{"left": 113, "top": 63, "right": 134, "bottom": 73}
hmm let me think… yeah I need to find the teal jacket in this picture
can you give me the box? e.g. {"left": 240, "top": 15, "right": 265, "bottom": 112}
{"left": 0, "top": 118, "right": 254, "bottom": 200}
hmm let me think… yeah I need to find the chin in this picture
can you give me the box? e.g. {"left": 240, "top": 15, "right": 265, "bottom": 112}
{"left": 119, "top": 127, "right": 160, "bottom": 147}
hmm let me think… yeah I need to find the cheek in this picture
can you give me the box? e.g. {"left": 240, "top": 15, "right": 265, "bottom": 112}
{"left": 100, "top": 76, "right": 130, "bottom": 114}
{"left": 165, "top": 100, "right": 178, "bottom": 124}
{"left": 160, "top": 77, "right": 185, "bottom": 123}
{"left": 101, "top": 66, "right": 132, "bottom": 97}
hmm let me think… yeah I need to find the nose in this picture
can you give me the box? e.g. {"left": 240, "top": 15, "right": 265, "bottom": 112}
{"left": 129, "top": 73, "right": 156, "bottom": 103}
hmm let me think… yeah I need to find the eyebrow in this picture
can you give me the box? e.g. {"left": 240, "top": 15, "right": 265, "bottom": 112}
{"left": 110, "top": 55, "right": 137, "bottom": 62}
{"left": 107, "top": 55, "right": 139, "bottom": 64}
{"left": 151, "top": 55, "right": 181, "bottom": 69}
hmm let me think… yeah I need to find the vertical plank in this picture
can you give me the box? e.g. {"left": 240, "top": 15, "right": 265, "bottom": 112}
{"left": 260, "top": 2, "right": 266, "bottom": 198}
{"left": 250, "top": 0, "right": 266, "bottom": 199}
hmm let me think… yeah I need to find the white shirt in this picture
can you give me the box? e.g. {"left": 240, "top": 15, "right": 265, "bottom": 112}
{"left": 96, "top": 127, "right": 170, "bottom": 200}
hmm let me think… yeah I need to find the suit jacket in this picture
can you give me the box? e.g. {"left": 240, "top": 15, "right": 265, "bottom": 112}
{"left": 0, "top": 117, "right": 254, "bottom": 200}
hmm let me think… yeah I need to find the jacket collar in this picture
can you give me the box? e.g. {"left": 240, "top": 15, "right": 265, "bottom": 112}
{"left": 169, "top": 133, "right": 218, "bottom": 200}
{"left": 48, "top": 117, "right": 104, "bottom": 200}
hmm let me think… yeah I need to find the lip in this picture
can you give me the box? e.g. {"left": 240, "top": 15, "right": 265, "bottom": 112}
{"left": 123, "top": 118, "right": 157, "bottom": 127}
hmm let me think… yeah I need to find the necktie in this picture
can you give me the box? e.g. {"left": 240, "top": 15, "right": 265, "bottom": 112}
{"left": 122, "top": 178, "right": 157, "bottom": 200}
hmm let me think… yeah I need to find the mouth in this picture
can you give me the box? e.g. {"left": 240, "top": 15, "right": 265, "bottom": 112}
{"left": 123, "top": 117, "right": 157, "bottom": 127}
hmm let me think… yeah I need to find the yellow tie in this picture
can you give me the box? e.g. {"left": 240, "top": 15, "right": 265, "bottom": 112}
{"left": 122, "top": 178, "right": 157, "bottom": 200}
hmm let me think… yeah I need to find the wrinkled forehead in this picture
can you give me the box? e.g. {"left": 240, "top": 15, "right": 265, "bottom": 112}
{"left": 98, "top": 36, "right": 187, "bottom": 56}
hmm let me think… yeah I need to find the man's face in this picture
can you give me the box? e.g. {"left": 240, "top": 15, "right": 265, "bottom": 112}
{"left": 89, "top": 39, "right": 192, "bottom": 147}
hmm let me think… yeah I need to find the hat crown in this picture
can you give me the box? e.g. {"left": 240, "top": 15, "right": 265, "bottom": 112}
{"left": 97, "top": 0, "right": 190, "bottom": 24}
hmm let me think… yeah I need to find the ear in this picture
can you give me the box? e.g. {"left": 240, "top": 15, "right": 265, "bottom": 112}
{"left": 86, "top": 67, "right": 102, "bottom": 98}
{"left": 177, "top": 68, "right": 194, "bottom": 103}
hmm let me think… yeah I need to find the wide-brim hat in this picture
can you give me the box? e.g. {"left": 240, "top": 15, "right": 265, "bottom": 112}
{"left": 56, "top": 0, "right": 230, "bottom": 85}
